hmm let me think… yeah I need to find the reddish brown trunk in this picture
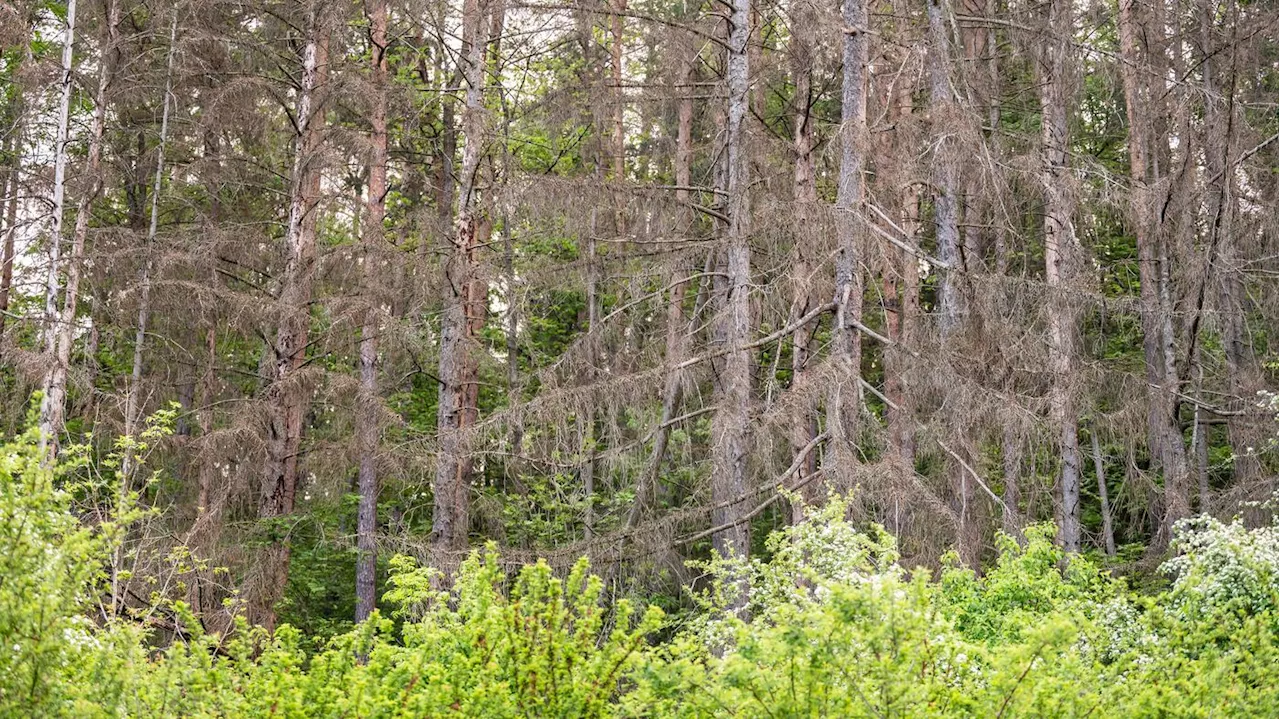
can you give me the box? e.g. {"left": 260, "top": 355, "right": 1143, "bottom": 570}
{"left": 254, "top": 11, "right": 329, "bottom": 630}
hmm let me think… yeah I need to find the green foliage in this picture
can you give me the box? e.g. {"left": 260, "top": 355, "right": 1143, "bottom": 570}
{"left": 1, "top": 423, "right": 1274, "bottom": 717}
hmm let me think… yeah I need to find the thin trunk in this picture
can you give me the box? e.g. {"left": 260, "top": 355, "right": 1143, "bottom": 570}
{"left": 120, "top": 13, "right": 177, "bottom": 486}
{"left": 1002, "top": 423, "right": 1022, "bottom": 537}
{"left": 355, "top": 0, "right": 389, "bottom": 624}
{"left": 112, "top": 13, "right": 176, "bottom": 615}
{"left": 709, "top": 0, "right": 753, "bottom": 559}
{"left": 255, "top": 8, "right": 328, "bottom": 630}
{"left": 927, "top": 0, "right": 961, "bottom": 335}
{"left": 1091, "top": 427, "right": 1116, "bottom": 556}
{"left": 38, "top": 0, "right": 76, "bottom": 405}
{"left": 0, "top": 108, "right": 20, "bottom": 344}
{"left": 1040, "top": 0, "right": 1081, "bottom": 552}
{"left": 830, "top": 0, "right": 868, "bottom": 484}
{"left": 628, "top": 57, "right": 693, "bottom": 529}
{"left": 1200, "top": 0, "right": 1255, "bottom": 486}
{"left": 1117, "top": 0, "right": 1189, "bottom": 542}
{"left": 432, "top": 0, "right": 493, "bottom": 567}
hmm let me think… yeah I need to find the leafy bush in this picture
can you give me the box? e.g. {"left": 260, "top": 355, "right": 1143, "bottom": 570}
{"left": 1, "top": 425, "right": 1275, "bottom": 717}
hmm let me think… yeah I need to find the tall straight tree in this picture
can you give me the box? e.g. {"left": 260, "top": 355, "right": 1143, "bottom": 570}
{"left": 1116, "top": 0, "right": 1190, "bottom": 541}
{"left": 709, "top": 0, "right": 753, "bottom": 558}
{"left": 1038, "top": 0, "right": 1082, "bottom": 552}
{"left": 830, "top": 0, "right": 868, "bottom": 476}
{"left": 255, "top": 3, "right": 329, "bottom": 629}
{"left": 787, "top": 0, "right": 820, "bottom": 518}
{"left": 433, "top": 0, "right": 494, "bottom": 564}
{"left": 355, "top": 0, "right": 389, "bottom": 623}
{"left": 40, "top": 0, "right": 119, "bottom": 460}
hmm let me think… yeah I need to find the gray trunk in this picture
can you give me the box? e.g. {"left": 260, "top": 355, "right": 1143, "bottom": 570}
{"left": 709, "top": 0, "right": 753, "bottom": 559}
{"left": 355, "top": 0, "right": 389, "bottom": 624}
{"left": 1039, "top": 0, "right": 1081, "bottom": 552}
{"left": 830, "top": 0, "right": 868, "bottom": 481}
{"left": 432, "top": 0, "right": 493, "bottom": 567}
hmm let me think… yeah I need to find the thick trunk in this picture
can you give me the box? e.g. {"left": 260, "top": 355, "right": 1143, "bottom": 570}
{"left": 709, "top": 0, "right": 752, "bottom": 559}
{"left": 255, "top": 11, "right": 328, "bottom": 630}
{"left": 355, "top": 0, "right": 388, "bottom": 624}
{"left": 1039, "top": 0, "right": 1081, "bottom": 552}
{"left": 830, "top": 0, "right": 868, "bottom": 483}
{"left": 432, "top": 0, "right": 493, "bottom": 566}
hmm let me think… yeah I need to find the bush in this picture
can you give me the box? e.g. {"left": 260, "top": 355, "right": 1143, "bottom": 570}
{"left": 1, "top": 425, "right": 1275, "bottom": 717}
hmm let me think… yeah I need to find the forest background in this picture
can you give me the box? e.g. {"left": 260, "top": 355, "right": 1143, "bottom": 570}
{"left": 0, "top": 0, "right": 1275, "bottom": 649}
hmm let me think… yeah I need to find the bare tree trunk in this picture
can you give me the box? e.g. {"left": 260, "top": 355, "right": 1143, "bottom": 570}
{"left": 787, "top": 0, "right": 819, "bottom": 522}
{"left": 120, "top": 13, "right": 177, "bottom": 487}
{"left": 255, "top": 8, "right": 328, "bottom": 630}
{"left": 355, "top": 0, "right": 389, "bottom": 624}
{"left": 1002, "top": 423, "right": 1023, "bottom": 538}
{"left": 1199, "top": 0, "right": 1256, "bottom": 488}
{"left": 1117, "top": 0, "right": 1190, "bottom": 544}
{"left": 1039, "top": 0, "right": 1082, "bottom": 553}
{"left": 927, "top": 0, "right": 981, "bottom": 563}
{"left": 432, "top": 0, "right": 493, "bottom": 568}
{"left": 1091, "top": 427, "right": 1116, "bottom": 556}
{"left": 628, "top": 54, "right": 694, "bottom": 529}
{"left": 830, "top": 0, "right": 868, "bottom": 484}
{"left": 0, "top": 105, "right": 20, "bottom": 345}
{"left": 927, "top": 0, "right": 961, "bottom": 335}
{"left": 112, "top": 12, "right": 176, "bottom": 616}
{"left": 40, "top": 0, "right": 117, "bottom": 461}
{"left": 709, "top": 0, "right": 753, "bottom": 559}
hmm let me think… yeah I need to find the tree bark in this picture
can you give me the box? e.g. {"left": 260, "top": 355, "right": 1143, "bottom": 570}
{"left": 1091, "top": 427, "right": 1116, "bottom": 556}
{"left": 787, "top": 0, "right": 820, "bottom": 522}
{"left": 709, "top": 0, "right": 753, "bottom": 559}
{"left": 0, "top": 95, "right": 20, "bottom": 345}
{"left": 1117, "top": 0, "right": 1190, "bottom": 543}
{"left": 120, "top": 12, "right": 177, "bottom": 487}
{"left": 355, "top": 0, "right": 389, "bottom": 624}
{"left": 40, "top": 0, "right": 118, "bottom": 462}
{"left": 432, "top": 0, "right": 494, "bottom": 567}
{"left": 927, "top": 0, "right": 961, "bottom": 335}
{"left": 830, "top": 0, "right": 868, "bottom": 484}
{"left": 255, "top": 7, "right": 329, "bottom": 630}
{"left": 1039, "top": 0, "right": 1082, "bottom": 552}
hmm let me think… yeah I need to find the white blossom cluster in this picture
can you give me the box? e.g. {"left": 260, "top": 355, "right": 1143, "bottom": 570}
{"left": 1160, "top": 513, "right": 1279, "bottom": 620}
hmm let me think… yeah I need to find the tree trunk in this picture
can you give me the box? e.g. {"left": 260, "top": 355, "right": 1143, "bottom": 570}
{"left": 787, "top": 0, "right": 819, "bottom": 522}
{"left": 709, "top": 0, "right": 753, "bottom": 559}
{"left": 255, "top": 7, "right": 328, "bottom": 630}
{"left": 40, "top": 0, "right": 117, "bottom": 461}
{"left": 1091, "top": 427, "right": 1116, "bottom": 556}
{"left": 927, "top": 0, "right": 961, "bottom": 335}
{"left": 432, "top": 0, "right": 493, "bottom": 568}
{"left": 1116, "top": 0, "right": 1190, "bottom": 543}
{"left": 830, "top": 0, "right": 868, "bottom": 484}
{"left": 1199, "top": 0, "right": 1257, "bottom": 488}
{"left": 1039, "top": 0, "right": 1082, "bottom": 553}
{"left": 120, "top": 13, "right": 177, "bottom": 486}
{"left": 0, "top": 101, "right": 20, "bottom": 345}
{"left": 355, "top": 0, "right": 389, "bottom": 624}
{"left": 628, "top": 53, "right": 694, "bottom": 529}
